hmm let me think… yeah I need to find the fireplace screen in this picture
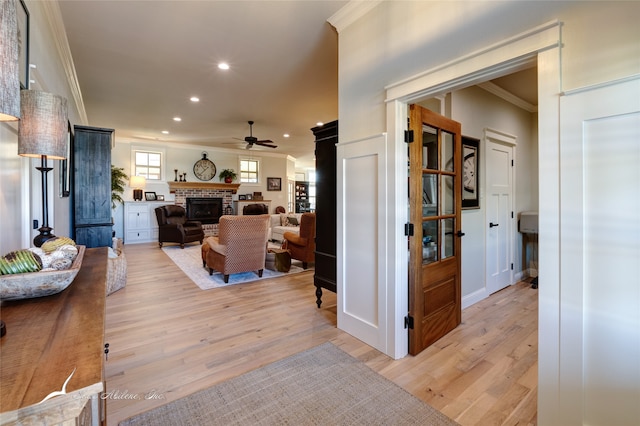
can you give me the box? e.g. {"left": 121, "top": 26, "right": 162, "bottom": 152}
{"left": 186, "top": 198, "right": 223, "bottom": 224}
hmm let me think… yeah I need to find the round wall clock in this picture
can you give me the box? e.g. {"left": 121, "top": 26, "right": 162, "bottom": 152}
{"left": 193, "top": 152, "right": 216, "bottom": 181}
{"left": 463, "top": 151, "right": 476, "bottom": 193}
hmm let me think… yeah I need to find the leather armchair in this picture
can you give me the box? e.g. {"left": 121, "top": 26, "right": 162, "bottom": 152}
{"left": 242, "top": 203, "right": 269, "bottom": 215}
{"left": 155, "top": 205, "right": 204, "bottom": 249}
{"left": 204, "top": 214, "right": 270, "bottom": 283}
{"left": 283, "top": 212, "right": 315, "bottom": 269}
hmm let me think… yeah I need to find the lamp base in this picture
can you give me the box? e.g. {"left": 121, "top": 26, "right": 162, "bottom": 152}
{"left": 133, "top": 189, "right": 143, "bottom": 201}
{"left": 33, "top": 226, "right": 56, "bottom": 248}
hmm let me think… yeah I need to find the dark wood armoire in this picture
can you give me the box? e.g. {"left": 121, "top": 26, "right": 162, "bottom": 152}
{"left": 72, "top": 125, "right": 113, "bottom": 248}
{"left": 311, "top": 120, "right": 337, "bottom": 308}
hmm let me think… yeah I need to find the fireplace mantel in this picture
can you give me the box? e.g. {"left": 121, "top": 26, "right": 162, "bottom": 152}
{"left": 168, "top": 182, "right": 240, "bottom": 193}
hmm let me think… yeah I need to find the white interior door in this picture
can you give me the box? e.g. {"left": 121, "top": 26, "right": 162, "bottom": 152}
{"left": 485, "top": 136, "right": 515, "bottom": 294}
{"left": 559, "top": 77, "right": 640, "bottom": 425}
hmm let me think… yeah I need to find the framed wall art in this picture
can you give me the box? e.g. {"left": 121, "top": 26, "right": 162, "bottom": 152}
{"left": 462, "top": 136, "right": 480, "bottom": 209}
{"left": 267, "top": 177, "right": 281, "bottom": 191}
{"left": 17, "top": 0, "right": 30, "bottom": 89}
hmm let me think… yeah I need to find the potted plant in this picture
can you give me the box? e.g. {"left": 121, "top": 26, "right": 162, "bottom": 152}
{"left": 111, "top": 165, "right": 129, "bottom": 209}
{"left": 219, "top": 169, "right": 237, "bottom": 183}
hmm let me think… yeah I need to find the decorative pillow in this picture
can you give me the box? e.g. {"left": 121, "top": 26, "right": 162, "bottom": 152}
{"left": 284, "top": 216, "right": 299, "bottom": 227}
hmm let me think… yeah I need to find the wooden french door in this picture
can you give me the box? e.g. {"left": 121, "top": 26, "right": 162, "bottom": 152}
{"left": 408, "top": 105, "right": 462, "bottom": 355}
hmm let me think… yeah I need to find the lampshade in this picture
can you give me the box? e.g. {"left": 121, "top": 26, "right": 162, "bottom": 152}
{"left": 130, "top": 175, "right": 146, "bottom": 189}
{"left": 130, "top": 175, "right": 145, "bottom": 201}
{"left": 18, "top": 90, "right": 68, "bottom": 159}
{"left": 0, "top": 0, "right": 20, "bottom": 121}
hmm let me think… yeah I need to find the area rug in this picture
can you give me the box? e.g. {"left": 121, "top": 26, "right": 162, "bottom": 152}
{"left": 119, "top": 342, "right": 458, "bottom": 426}
{"left": 161, "top": 244, "right": 309, "bottom": 290}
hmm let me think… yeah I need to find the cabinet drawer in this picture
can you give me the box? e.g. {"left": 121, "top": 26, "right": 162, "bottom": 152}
{"left": 126, "top": 230, "right": 151, "bottom": 243}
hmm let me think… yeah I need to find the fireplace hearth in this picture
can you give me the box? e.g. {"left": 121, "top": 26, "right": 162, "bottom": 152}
{"left": 186, "top": 198, "right": 223, "bottom": 224}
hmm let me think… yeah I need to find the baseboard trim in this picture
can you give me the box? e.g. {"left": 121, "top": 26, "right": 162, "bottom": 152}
{"left": 462, "top": 288, "right": 488, "bottom": 310}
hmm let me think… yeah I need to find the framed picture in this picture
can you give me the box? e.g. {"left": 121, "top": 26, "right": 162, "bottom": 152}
{"left": 267, "top": 177, "right": 281, "bottom": 191}
{"left": 145, "top": 191, "right": 157, "bottom": 201}
{"left": 59, "top": 122, "right": 72, "bottom": 197}
{"left": 462, "top": 137, "right": 480, "bottom": 209}
{"left": 239, "top": 195, "right": 246, "bottom": 200}
{"left": 246, "top": 194, "right": 253, "bottom": 200}
{"left": 156, "top": 194, "right": 165, "bottom": 201}
{"left": 17, "top": 0, "right": 30, "bottom": 89}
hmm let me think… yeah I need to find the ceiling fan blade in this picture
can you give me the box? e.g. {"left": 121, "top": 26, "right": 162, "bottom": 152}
{"left": 256, "top": 139, "right": 273, "bottom": 144}
{"left": 256, "top": 142, "right": 277, "bottom": 148}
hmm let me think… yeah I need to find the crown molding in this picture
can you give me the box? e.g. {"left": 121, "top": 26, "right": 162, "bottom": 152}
{"left": 41, "top": 1, "right": 88, "bottom": 124}
{"left": 477, "top": 81, "right": 537, "bottom": 113}
{"left": 328, "top": 0, "right": 383, "bottom": 33}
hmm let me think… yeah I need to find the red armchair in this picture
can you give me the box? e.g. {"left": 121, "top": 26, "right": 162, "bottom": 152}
{"left": 283, "top": 212, "right": 315, "bottom": 269}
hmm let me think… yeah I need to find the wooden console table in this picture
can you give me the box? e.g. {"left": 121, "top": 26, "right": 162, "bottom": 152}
{"left": 0, "top": 247, "right": 108, "bottom": 425}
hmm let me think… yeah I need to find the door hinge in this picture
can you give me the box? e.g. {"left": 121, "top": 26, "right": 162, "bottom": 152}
{"left": 404, "top": 130, "right": 414, "bottom": 143}
{"left": 404, "top": 223, "right": 414, "bottom": 236}
{"left": 511, "top": 263, "right": 514, "bottom": 270}
{"left": 404, "top": 315, "right": 414, "bottom": 329}
{"left": 511, "top": 159, "right": 514, "bottom": 167}
{"left": 511, "top": 211, "right": 514, "bottom": 219}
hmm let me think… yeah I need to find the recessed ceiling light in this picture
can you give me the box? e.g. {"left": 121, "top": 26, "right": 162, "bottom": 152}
{"left": 162, "top": 130, "right": 169, "bottom": 134}
{"left": 190, "top": 96, "right": 199, "bottom": 102}
{"left": 283, "top": 134, "right": 290, "bottom": 138}
{"left": 218, "top": 62, "right": 230, "bottom": 70}
{"left": 316, "top": 122, "right": 324, "bottom": 126}
{"left": 173, "top": 117, "right": 182, "bottom": 122}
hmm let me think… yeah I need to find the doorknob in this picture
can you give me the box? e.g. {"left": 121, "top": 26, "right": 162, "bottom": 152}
{"left": 489, "top": 222, "right": 499, "bottom": 228}
{"left": 456, "top": 230, "right": 465, "bottom": 237}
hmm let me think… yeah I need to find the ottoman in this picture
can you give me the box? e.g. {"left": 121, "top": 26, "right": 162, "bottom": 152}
{"left": 266, "top": 248, "right": 291, "bottom": 272}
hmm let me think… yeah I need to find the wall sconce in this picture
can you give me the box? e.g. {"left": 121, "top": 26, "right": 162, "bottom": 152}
{"left": 130, "top": 175, "right": 146, "bottom": 201}
{"left": 0, "top": 0, "right": 20, "bottom": 122}
{"left": 18, "top": 90, "right": 68, "bottom": 247}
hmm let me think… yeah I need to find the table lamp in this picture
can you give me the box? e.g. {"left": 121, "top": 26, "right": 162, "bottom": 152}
{"left": 18, "top": 90, "right": 68, "bottom": 247}
{"left": 1, "top": 0, "right": 21, "bottom": 339}
{"left": 130, "top": 175, "right": 146, "bottom": 201}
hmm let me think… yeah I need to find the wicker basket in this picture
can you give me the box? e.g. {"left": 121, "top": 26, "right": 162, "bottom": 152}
{"left": 107, "top": 239, "right": 127, "bottom": 295}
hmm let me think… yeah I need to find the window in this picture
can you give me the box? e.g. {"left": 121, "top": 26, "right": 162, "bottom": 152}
{"left": 133, "top": 150, "right": 163, "bottom": 180}
{"left": 239, "top": 158, "right": 260, "bottom": 184}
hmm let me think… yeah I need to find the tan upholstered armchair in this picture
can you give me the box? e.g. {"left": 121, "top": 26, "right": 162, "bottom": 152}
{"left": 155, "top": 205, "right": 204, "bottom": 249}
{"left": 283, "top": 212, "right": 315, "bottom": 269}
{"left": 204, "top": 214, "right": 270, "bottom": 283}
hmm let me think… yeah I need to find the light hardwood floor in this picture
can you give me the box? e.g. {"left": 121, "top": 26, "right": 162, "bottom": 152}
{"left": 105, "top": 242, "right": 537, "bottom": 425}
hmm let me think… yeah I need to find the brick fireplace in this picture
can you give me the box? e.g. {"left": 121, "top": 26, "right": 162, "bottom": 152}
{"left": 168, "top": 182, "right": 240, "bottom": 236}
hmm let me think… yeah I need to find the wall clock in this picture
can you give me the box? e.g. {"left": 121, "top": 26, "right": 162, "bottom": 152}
{"left": 462, "top": 137, "right": 480, "bottom": 209}
{"left": 463, "top": 150, "right": 476, "bottom": 192}
{"left": 193, "top": 152, "right": 216, "bottom": 181}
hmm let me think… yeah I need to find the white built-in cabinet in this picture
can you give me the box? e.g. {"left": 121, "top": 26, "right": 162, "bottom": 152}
{"left": 124, "top": 201, "right": 170, "bottom": 244}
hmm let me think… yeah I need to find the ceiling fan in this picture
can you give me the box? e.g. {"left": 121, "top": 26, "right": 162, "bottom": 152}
{"left": 234, "top": 121, "right": 277, "bottom": 149}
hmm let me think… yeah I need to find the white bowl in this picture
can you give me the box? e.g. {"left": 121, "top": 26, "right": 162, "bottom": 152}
{"left": 0, "top": 246, "right": 86, "bottom": 301}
